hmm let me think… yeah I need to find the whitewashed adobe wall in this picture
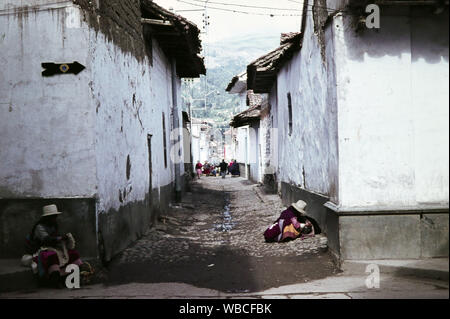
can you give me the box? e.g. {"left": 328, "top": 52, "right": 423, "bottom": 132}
{"left": 0, "top": 1, "right": 97, "bottom": 199}
{"left": 276, "top": 9, "right": 339, "bottom": 200}
{"left": 334, "top": 9, "right": 449, "bottom": 209}
{"left": 90, "top": 31, "right": 179, "bottom": 216}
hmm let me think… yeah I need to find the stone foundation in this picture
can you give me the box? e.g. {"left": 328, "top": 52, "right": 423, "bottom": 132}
{"left": 325, "top": 203, "right": 449, "bottom": 261}
{"left": 98, "top": 182, "right": 174, "bottom": 262}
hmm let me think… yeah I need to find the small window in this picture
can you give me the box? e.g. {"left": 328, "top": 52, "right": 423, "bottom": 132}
{"left": 287, "top": 93, "right": 293, "bottom": 136}
{"left": 162, "top": 112, "right": 168, "bottom": 168}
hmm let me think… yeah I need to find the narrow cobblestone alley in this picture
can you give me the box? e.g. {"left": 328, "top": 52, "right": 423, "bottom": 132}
{"left": 105, "top": 176, "right": 337, "bottom": 293}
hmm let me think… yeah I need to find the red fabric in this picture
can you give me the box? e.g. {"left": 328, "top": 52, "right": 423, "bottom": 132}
{"left": 33, "top": 249, "right": 81, "bottom": 274}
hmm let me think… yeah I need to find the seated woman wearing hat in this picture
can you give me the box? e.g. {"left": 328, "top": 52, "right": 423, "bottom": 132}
{"left": 26, "top": 204, "right": 84, "bottom": 288}
{"left": 263, "top": 200, "right": 320, "bottom": 243}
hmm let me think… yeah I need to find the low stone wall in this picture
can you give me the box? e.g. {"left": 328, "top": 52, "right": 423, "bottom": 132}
{"left": 0, "top": 198, "right": 96, "bottom": 258}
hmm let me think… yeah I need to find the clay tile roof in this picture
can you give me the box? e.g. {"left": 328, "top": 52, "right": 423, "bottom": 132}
{"left": 226, "top": 71, "right": 247, "bottom": 93}
{"left": 141, "top": 0, "right": 206, "bottom": 77}
{"left": 247, "top": 32, "right": 302, "bottom": 93}
{"left": 229, "top": 105, "right": 261, "bottom": 128}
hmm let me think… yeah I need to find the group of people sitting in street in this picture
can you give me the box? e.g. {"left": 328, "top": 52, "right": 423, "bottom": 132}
{"left": 195, "top": 159, "right": 240, "bottom": 179}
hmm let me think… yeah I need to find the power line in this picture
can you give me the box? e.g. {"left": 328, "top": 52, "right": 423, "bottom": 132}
{"left": 186, "top": 0, "right": 302, "bottom": 11}
{"left": 176, "top": 0, "right": 346, "bottom": 16}
{"left": 176, "top": 0, "right": 302, "bottom": 16}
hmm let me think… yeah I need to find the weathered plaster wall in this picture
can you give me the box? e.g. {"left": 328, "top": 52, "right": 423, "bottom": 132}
{"left": 248, "top": 122, "right": 260, "bottom": 183}
{"left": 269, "top": 84, "right": 279, "bottom": 186}
{"left": 0, "top": 0, "right": 187, "bottom": 260}
{"left": 276, "top": 9, "right": 339, "bottom": 200}
{"left": 0, "top": 2, "right": 96, "bottom": 198}
{"left": 236, "top": 126, "right": 248, "bottom": 165}
{"left": 90, "top": 31, "right": 182, "bottom": 260}
{"left": 334, "top": 8, "right": 449, "bottom": 209}
{"left": 191, "top": 124, "right": 201, "bottom": 166}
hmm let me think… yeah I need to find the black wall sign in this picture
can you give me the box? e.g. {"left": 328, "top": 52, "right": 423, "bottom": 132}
{"left": 41, "top": 61, "right": 86, "bottom": 77}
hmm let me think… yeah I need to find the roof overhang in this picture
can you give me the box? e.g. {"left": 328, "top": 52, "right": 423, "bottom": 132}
{"left": 247, "top": 33, "right": 302, "bottom": 93}
{"left": 229, "top": 105, "right": 261, "bottom": 128}
{"left": 226, "top": 72, "right": 247, "bottom": 93}
{"left": 141, "top": 0, "right": 206, "bottom": 78}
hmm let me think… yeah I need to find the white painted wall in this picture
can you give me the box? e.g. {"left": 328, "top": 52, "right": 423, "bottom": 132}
{"left": 89, "top": 30, "right": 179, "bottom": 214}
{"left": 191, "top": 122, "right": 211, "bottom": 164}
{"left": 334, "top": 9, "right": 449, "bottom": 209}
{"left": 191, "top": 123, "right": 201, "bottom": 167}
{"left": 275, "top": 9, "right": 339, "bottom": 199}
{"left": 238, "top": 92, "right": 247, "bottom": 112}
{"left": 248, "top": 123, "right": 260, "bottom": 182}
{"left": 236, "top": 126, "right": 248, "bottom": 165}
{"left": 0, "top": 0, "right": 186, "bottom": 215}
{"left": 0, "top": 2, "right": 97, "bottom": 198}
{"left": 259, "top": 106, "right": 276, "bottom": 179}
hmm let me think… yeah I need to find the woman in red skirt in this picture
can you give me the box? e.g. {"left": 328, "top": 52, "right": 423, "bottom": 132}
{"left": 27, "top": 204, "right": 85, "bottom": 288}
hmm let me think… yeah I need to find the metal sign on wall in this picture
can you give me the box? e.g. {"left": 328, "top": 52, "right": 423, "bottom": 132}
{"left": 41, "top": 61, "right": 85, "bottom": 77}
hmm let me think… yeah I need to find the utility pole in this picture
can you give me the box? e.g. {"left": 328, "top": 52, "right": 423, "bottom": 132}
{"left": 202, "top": 1, "right": 210, "bottom": 113}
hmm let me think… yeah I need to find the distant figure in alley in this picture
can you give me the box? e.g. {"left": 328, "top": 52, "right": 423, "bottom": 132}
{"left": 195, "top": 161, "right": 203, "bottom": 179}
{"left": 219, "top": 159, "right": 228, "bottom": 179}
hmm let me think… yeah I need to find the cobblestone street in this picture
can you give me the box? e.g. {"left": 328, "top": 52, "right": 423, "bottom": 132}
{"left": 2, "top": 177, "right": 448, "bottom": 299}
{"left": 106, "top": 176, "right": 337, "bottom": 293}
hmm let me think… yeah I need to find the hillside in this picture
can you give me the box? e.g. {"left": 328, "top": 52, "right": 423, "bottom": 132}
{"left": 181, "top": 33, "right": 281, "bottom": 128}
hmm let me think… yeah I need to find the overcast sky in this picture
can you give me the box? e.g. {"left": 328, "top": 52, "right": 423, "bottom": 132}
{"left": 153, "top": 0, "right": 302, "bottom": 43}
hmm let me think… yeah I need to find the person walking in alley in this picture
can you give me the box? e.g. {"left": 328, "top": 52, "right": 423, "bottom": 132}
{"left": 219, "top": 159, "right": 228, "bottom": 179}
{"left": 25, "top": 204, "right": 88, "bottom": 288}
{"left": 195, "top": 161, "right": 203, "bottom": 179}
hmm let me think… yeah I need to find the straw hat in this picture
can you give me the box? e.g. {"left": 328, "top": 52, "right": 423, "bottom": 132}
{"left": 42, "top": 204, "right": 62, "bottom": 217}
{"left": 291, "top": 200, "right": 307, "bottom": 215}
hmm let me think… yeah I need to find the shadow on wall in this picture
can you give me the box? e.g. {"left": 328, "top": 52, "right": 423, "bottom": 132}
{"left": 343, "top": 7, "right": 449, "bottom": 63}
{"left": 0, "top": 198, "right": 97, "bottom": 258}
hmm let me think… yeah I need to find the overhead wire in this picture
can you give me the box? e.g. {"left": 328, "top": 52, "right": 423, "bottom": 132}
{"left": 176, "top": 0, "right": 302, "bottom": 16}
{"left": 179, "top": 0, "right": 349, "bottom": 14}
{"left": 185, "top": 0, "right": 302, "bottom": 11}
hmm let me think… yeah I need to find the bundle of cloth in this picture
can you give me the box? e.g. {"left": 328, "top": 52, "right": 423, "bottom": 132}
{"left": 264, "top": 200, "right": 321, "bottom": 243}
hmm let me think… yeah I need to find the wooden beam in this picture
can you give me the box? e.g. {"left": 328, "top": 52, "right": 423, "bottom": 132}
{"left": 141, "top": 18, "right": 173, "bottom": 26}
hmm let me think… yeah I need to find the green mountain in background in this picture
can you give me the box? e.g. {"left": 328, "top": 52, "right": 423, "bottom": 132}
{"left": 182, "top": 33, "right": 281, "bottom": 129}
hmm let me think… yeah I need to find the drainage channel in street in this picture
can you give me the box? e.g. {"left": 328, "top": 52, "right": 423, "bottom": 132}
{"left": 213, "top": 192, "right": 235, "bottom": 232}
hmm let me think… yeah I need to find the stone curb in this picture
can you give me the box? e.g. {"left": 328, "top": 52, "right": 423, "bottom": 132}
{"left": 341, "top": 259, "right": 449, "bottom": 281}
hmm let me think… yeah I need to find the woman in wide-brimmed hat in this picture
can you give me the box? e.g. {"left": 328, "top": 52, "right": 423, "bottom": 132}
{"left": 263, "top": 200, "right": 320, "bottom": 243}
{"left": 26, "top": 204, "right": 85, "bottom": 288}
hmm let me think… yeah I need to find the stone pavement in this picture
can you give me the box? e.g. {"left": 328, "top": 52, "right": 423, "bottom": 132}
{"left": 1, "top": 272, "right": 448, "bottom": 299}
{"left": 101, "top": 176, "right": 337, "bottom": 293}
{"left": 1, "top": 176, "right": 448, "bottom": 299}
{"left": 116, "top": 176, "right": 329, "bottom": 264}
